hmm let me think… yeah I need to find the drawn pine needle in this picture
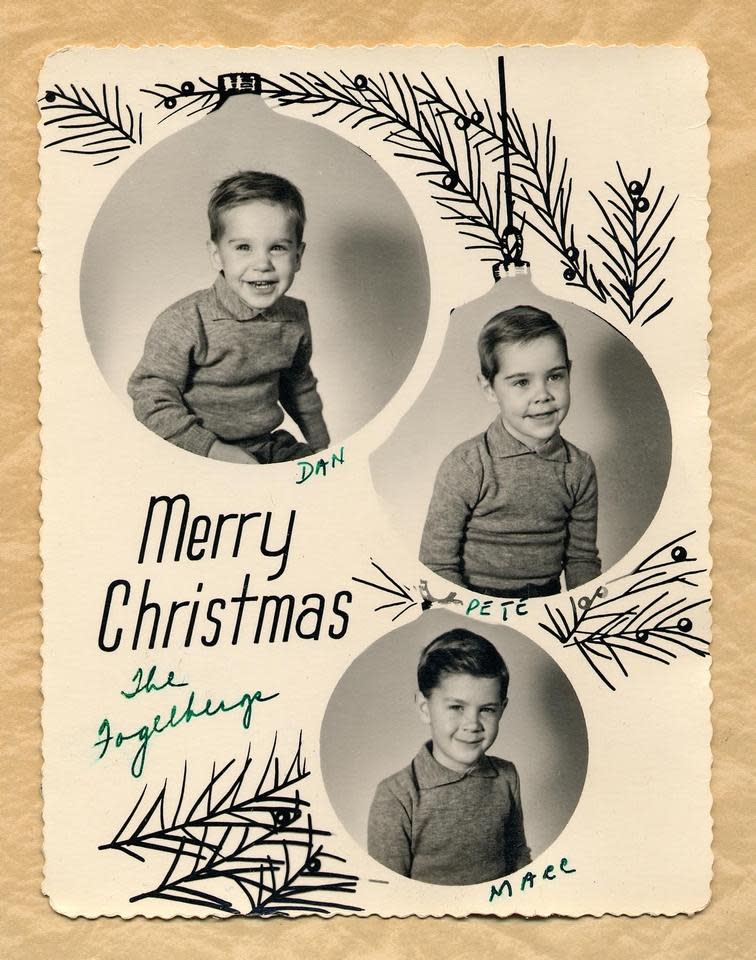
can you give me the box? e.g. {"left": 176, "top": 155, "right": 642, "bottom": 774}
{"left": 38, "top": 84, "right": 142, "bottom": 166}
{"left": 539, "top": 531, "right": 709, "bottom": 691}
{"left": 100, "top": 734, "right": 363, "bottom": 916}
{"left": 352, "top": 557, "right": 417, "bottom": 621}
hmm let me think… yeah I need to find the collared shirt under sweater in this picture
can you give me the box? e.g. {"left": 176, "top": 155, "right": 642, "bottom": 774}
{"left": 419, "top": 417, "right": 600, "bottom": 593}
{"left": 127, "top": 274, "right": 329, "bottom": 456}
{"left": 367, "top": 742, "right": 531, "bottom": 885}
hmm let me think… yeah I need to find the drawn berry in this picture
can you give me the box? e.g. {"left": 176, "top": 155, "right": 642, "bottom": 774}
{"left": 44, "top": 90, "right": 56, "bottom": 103}
{"left": 180, "top": 81, "right": 195, "bottom": 94}
{"left": 597, "top": 586, "right": 609, "bottom": 598}
{"left": 637, "top": 630, "right": 649, "bottom": 642}
{"left": 678, "top": 617, "right": 693, "bottom": 633}
{"left": 471, "top": 110, "right": 484, "bottom": 123}
{"left": 442, "top": 172, "right": 458, "bottom": 189}
{"left": 563, "top": 267, "right": 577, "bottom": 281}
{"left": 164, "top": 97, "right": 177, "bottom": 110}
{"left": 454, "top": 114, "right": 470, "bottom": 130}
{"left": 565, "top": 245, "right": 579, "bottom": 262}
{"left": 577, "top": 596, "right": 591, "bottom": 610}
{"left": 273, "top": 808, "right": 292, "bottom": 828}
{"left": 636, "top": 197, "right": 650, "bottom": 212}
{"left": 305, "top": 856, "right": 322, "bottom": 874}
{"left": 354, "top": 74, "right": 368, "bottom": 89}
{"left": 671, "top": 545, "right": 688, "bottom": 562}
{"left": 629, "top": 180, "right": 643, "bottom": 195}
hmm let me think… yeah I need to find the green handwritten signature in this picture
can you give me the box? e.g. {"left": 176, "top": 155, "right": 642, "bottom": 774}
{"left": 94, "top": 666, "right": 278, "bottom": 778}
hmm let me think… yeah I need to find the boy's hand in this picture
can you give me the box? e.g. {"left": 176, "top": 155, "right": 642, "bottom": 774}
{"left": 208, "top": 440, "right": 259, "bottom": 464}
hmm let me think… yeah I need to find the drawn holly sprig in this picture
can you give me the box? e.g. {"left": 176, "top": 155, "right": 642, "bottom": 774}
{"left": 540, "top": 531, "right": 710, "bottom": 691}
{"left": 38, "top": 84, "right": 142, "bottom": 167}
{"left": 101, "top": 735, "right": 362, "bottom": 916}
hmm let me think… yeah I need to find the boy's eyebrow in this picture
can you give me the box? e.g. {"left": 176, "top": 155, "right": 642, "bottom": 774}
{"left": 501, "top": 364, "right": 568, "bottom": 380}
{"left": 443, "top": 696, "right": 501, "bottom": 707}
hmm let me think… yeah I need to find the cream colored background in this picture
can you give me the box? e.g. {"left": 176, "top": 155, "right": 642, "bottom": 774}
{"left": 2, "top": 4, "right": 753, "bottom": 959}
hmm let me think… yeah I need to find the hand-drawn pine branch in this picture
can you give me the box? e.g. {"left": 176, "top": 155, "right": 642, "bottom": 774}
{"left": 38, "top": 84, "right": 142, "bottom": 167}
{"left": 352, "top": 557, "right": 418, "bottom": 622}
{"left": 587, "top": 165, "right": 679, "bottom": 324}
{"left": 140, "top": 77, "right": 223, "bottom": 122}
{"left": 539, "top": 531, "right": 710, "bottom": 691}
{"left": 100, "top": 734, "right": 363, "bottom": 916}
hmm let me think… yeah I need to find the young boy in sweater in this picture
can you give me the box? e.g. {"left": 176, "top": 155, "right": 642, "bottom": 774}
{"left": 367, "top": 628, "right": 531, "bottom": 885}
{"left": 419, "top": 306, "right": 600, "bottom": 597}
{"left": 128, "top": 171, "right": 329, "bottom": 464}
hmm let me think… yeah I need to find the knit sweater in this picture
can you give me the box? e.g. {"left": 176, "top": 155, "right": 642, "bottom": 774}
{"left": 367, "top": 742, "right": 531, "bottom": 885}
{"left": 419, "top": 417, "right": 600, "bottom": 593}
{"left": 127, "top": 274, "right": 329, "bottom": 457}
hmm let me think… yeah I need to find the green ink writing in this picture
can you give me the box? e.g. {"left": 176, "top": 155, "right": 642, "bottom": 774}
{"left": 96, "top": 686, "right": 278, "bottom": 778}
{"left": 120, "top": 665, "right": 188, "bottom": 699}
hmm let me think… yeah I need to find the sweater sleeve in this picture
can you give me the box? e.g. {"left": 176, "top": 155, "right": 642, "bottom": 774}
{"left": 419, "top": 446, "right": 482, "bottom": 586}
{"left": 367, "top": 780, "right": 412, "bottom": 877}
{"left": 564, "top": 453, "right": 601, "bottom": 590}
{"left": 127, "top": 309, "right": 218, "bottom": 457}
{"left": 279, "top": 303, "right": 330, "bottom": 451}
{"left": 504, "top": 764, "right": 532, "bottom": 873}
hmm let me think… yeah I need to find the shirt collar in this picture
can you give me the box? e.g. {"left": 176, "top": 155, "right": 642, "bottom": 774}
{"left": 199, "top": 273, "right": 289, "bottom": 323}
{"left": 487, "top": 416, "right": 568, "bottom": 462}
{"left": 413, "top": 741, "right": 499, "bottom": 788}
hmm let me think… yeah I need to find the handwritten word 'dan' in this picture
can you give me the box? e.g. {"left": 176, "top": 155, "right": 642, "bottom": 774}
{"left": 296, "top": 447, "right": 345, "bottom": 484}
{"left": 489, "top": 857, "right": 577, "bottom": 902}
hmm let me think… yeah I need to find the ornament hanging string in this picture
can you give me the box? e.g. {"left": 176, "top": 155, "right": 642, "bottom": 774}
{"left": 497, "top": 54, "right": 526, "bottom": 276}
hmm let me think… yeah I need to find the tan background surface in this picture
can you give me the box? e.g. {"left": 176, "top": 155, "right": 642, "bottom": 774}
{"left": 2, "top": 1, "right": 753, "bottom": 957}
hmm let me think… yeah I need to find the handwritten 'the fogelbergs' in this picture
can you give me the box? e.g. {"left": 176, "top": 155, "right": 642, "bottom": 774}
{"left": 97, "top": 494, "right": 352, "bottom": 652}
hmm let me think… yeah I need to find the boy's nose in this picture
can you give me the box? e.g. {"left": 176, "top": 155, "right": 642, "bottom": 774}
{"left": 534, "top": 380, "right": 554, "bottom": 402}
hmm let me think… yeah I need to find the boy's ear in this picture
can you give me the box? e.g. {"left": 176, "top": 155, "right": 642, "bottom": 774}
{"left": 415, "top": 691, "right": 432, "bottom": 725}
{"left": 499, "top": 696, "right": 509, "bottom": 715}
{"left": 207, "top": 239, "right": 222, "bottom": 272}
{"left": 478, "top": 373, "right": 498, "bottom": 404}
{"left": 295, "top": 241, "right": 306, "bottom": 271}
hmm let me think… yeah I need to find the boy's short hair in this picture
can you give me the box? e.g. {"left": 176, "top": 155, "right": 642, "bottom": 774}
{"left": 478, "top": 305, "right": 570, "bottom": 383}
{"left": 417, "top": 629, "right": 510, "bottom": 700}
{"left": 208, "top": 171, "right": 306, "bottom": 243}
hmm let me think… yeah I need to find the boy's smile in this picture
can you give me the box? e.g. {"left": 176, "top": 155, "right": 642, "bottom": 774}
{"left": 209, "top": 200, "right": 304, "bottom": 312}
{"left": 417, "top": 673, "right": 506, "bottom": 772}
{"left": 481, "top": 334, "right": 571, "bottom": 449}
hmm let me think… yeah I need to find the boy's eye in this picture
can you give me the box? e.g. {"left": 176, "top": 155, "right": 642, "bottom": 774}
{"left": 549, "top": 372, "right": 565, "bottom": 381}
{"left": 512, "top": 379, "right": 529, "bottom": 388}
{"left": 235, "top": 244, "right": 250, "bottom": 252}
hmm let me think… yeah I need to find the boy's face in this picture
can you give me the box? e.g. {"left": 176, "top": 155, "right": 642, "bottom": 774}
{"left": 417, "top": 672, "right": 506, "bottom": 772}
{"left": 481, "top": 334, "right": 571, "bottom": 449}
{"left": 208, "top": 201, "right": 304, "bottom": 312}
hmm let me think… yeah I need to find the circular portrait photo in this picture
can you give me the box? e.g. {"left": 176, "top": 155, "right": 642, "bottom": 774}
{"left": 371, "top": 272, "right": 672, "bottom": 593}
{"left": 321, "top": 609, "right": 589, "bottom": 886}
{"left": 80, "top": 94, "right": 430, "bottom": 466}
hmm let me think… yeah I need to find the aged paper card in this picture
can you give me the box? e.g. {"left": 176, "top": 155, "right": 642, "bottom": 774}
{"left": 38, "top": 45, "right": 710, "bottom": 918}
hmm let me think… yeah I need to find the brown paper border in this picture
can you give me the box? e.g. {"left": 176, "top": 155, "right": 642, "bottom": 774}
{"left": 3, "top": 3, "right": 754, "bottom": 955}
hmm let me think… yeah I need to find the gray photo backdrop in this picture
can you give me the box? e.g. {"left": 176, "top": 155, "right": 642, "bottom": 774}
{"left": 321, "top": 608, "right": 589, "bottom": 872}
{"left": 371, "top": 272, "right": 672, "bottom": 577}
{"left": 80, "top": 95, "right": 430, "bottom": 446}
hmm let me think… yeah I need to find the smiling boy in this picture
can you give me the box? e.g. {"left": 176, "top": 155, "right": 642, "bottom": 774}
{"left": 128, "top": 171, "right": 329, "bottom": 464}
{"left": 367, "top": 629, "right": 531, "bottom": 885}
{"left": 419, "top": 305, "right": 600, "bottom": 596}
